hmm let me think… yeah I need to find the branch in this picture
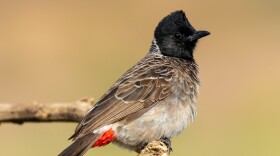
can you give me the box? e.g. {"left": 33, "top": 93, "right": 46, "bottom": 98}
{"left": 0, "top": 98, "right": 170, "bottom": 155}
{"left": 138, "top": 141, "right": 170, "bottom": 156}
{"left": 0, "top": 98, "right": 94, "bottom": 124}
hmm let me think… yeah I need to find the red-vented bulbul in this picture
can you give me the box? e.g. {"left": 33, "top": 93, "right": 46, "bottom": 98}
{"left": 59, "top": 10, "right": 210, "bottom": 156}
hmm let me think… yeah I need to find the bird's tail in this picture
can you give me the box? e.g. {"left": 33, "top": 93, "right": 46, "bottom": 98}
{"left": 58, "top": 133, "right": 100, "bottom": 156}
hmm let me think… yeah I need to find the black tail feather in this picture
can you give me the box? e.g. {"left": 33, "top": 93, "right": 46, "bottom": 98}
{"left": 58, "top": 133, "right": 100, "bottom": 156}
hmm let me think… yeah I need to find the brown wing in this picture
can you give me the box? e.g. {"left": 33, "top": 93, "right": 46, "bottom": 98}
{"left": 70, "top": 55, "right": 176, "bottom": 140}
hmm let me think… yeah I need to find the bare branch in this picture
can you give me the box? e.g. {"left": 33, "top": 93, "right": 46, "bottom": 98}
{"left": 138, "top": 141, "right": 170, "bottom": 156}
{"left": 0, "top": 98, "right": 94, "bottom": 124}
{"left": 0, "top": 98, "right": 170, "bottom": 155}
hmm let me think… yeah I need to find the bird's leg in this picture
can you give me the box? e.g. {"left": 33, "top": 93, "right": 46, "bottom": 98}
{"left": 137, "top": 142, "right": 148, "bottom": 153}
{"left": 159, "top": 137, "right": 173, "bottom": 152}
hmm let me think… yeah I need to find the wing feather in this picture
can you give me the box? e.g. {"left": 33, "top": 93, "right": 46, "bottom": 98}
{"left": 70, "top": 55, "right": 177, "bottom": 140}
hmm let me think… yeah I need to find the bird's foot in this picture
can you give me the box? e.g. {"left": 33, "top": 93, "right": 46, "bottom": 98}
{"left": 139, "top": 142, "right": 148, "bottom": 152}
{"left": 160, "top": 137, "right": 173, "bottom": 152}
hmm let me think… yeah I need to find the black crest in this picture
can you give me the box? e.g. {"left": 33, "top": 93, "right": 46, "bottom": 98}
{"left": 154, "top": 10, "right": 210, "bottom": 59}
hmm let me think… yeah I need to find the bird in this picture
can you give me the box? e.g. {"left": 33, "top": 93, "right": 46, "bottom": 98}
{"left": 59, "top": 10, "right": 210, "bottom": 156}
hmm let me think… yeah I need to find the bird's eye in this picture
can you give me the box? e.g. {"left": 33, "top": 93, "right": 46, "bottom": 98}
{"left": 173, "top": 32, "right": 182, "bottom": 39}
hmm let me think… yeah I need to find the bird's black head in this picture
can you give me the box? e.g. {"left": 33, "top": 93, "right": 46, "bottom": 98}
{"left": 154, "top": 10, "right": 210, "bottom": 59}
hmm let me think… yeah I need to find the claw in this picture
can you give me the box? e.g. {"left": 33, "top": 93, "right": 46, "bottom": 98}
{"left": 160, "top": 137, "right": 173, "bottom": 153}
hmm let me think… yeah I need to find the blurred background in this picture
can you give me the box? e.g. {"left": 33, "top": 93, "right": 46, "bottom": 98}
{"left": 0, "top": 0, "right": 279, "bottom": 156}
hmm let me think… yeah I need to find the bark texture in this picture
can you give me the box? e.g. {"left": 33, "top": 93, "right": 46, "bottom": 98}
{"left": 0, "top": 98, "right": 94, "bottom": 124}
{"left": 138, "top": 141, "right": 170, "bottom": 156}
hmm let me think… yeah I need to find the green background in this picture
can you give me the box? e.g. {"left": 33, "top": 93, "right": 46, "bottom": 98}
{"left": 0, "top": 0, "right": 279, "bottom": 156}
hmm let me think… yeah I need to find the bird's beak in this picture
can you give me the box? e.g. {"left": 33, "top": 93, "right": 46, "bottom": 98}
{"left": 187, "top": 30, "right": 210, "bottom": 42}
